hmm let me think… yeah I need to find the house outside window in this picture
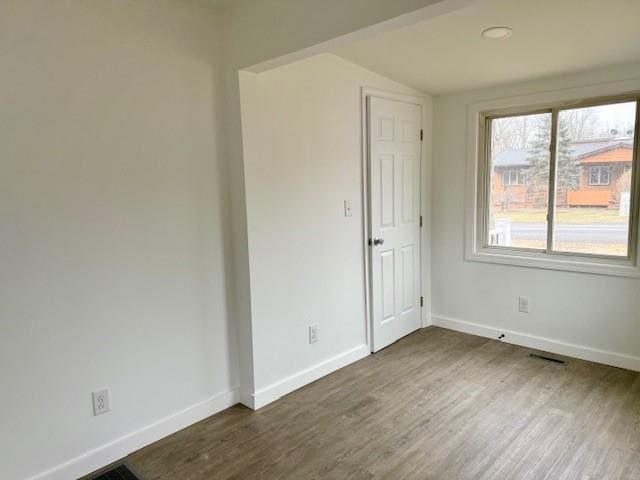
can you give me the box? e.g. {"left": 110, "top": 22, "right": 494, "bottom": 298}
{"left": 589, "top": 165, "right": 611, "bottom": 185}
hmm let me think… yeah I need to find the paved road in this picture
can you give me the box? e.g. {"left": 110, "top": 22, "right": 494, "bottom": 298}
{"left": 511, "top": 223, "right": 628, "bottom": 244}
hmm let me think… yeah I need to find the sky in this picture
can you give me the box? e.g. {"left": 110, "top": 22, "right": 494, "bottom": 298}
{"left": 577, "top": 101, "right": 636, "bottom": 136}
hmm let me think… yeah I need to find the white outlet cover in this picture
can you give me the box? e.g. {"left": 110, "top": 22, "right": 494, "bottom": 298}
{"left": 92, "top": 389, "right": 111, "bottom": 416}
{"left": 518, "top": 297, "right": 529, "bottom": 313}
{"left": 309, "top": 324, "right": 319, "bottom": 344}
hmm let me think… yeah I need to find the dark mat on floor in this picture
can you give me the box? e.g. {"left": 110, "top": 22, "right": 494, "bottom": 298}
{"left": 92, "top": 465, "right": 139, "bottom": 480}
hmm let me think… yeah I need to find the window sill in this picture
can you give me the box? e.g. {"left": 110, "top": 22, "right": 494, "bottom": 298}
{"left": 466, "top": 247, "right": 640, "bottom": 278}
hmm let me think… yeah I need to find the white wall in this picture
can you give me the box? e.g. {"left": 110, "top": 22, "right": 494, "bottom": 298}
{"left": 431, "top": 64, "right": 640, "bottom": 365}
{"left": 239, "top": 54, "right": 429, "bottom": 407}
{"left": 0, "top": 2, "right": 236, "bottom": 479}
{"left": 0, "top": 1, "right": 467, "bottom": 476}
{"left": 220, "top": 0, "right": 467, "bottom": 401}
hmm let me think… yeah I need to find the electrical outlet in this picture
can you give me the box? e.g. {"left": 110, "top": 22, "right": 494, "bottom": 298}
{"left": 344, "top": 200, "right": 353, "bottom": 217}
{"left": 92, "top": 389, "right": 111, "bottom": 416}
{"left": 518, "top": 297, "right": 529, "bottom": 314}
{"left": 309, "top": 324, "right": 319, "bottom": 344}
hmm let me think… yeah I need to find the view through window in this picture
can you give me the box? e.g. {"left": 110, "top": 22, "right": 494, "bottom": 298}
{"left": 487, "top": 99, "right": 638, "bottom": 258}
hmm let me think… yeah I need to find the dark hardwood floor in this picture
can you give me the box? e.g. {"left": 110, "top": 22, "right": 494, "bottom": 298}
{"left": 128, "top": 327, "right": 640, "bottom": 479}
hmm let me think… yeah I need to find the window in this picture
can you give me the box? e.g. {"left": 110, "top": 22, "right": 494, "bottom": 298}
{"left": 588, "top": 165, "right": 611, "bottom": 185}
{"left": 470, "top": 93, "right": 640, "bottom": 277}
{"left": 487, "top": 111, "right": 552, "bottom": 249}
{"left": 502, "top": 169, "right": 526, "bottom": 186}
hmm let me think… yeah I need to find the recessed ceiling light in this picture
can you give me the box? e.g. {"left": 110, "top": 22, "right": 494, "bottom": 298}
{"left": 481, "top": 27, "right": 513, "bottom": 40}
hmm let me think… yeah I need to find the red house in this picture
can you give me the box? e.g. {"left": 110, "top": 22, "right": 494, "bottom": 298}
{"left": 492, "top": 138, "right": 633, "bottom": 210}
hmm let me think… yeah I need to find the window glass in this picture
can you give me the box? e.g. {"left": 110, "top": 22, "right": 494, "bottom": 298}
{"left": 488, "top": 112, "right": 552, "bottom": 248}
{"left": 518, "top": 170, "right": 526, "bottom": 185}
{"left": 588, "top": 166, "right": 611, "bottom": 185}
{"left": 553, "top": 101, "right": 636, "bottom": 257}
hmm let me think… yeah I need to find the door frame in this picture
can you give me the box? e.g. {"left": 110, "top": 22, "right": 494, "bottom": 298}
{"left": 360, "top": 87, "right": 429, "bottom": 352}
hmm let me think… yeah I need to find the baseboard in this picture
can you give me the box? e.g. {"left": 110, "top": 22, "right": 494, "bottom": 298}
{"left": 249, "top": 344, "right": 370, "bottom": 410}
{"left": 422, "top": 313, "right": 433, "bottom": 327}
{"left": 29, "top": 389, "right": 239, "bottom": 480}
{"left": 238, "top": 387, "right": 255, "bottom": 410}
{"left": 431, "top": 315, "right": 640, "bottom": 372}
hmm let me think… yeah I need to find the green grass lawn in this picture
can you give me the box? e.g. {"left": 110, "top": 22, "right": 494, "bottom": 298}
{"left": 494, "top": 208, "right": 628, "bottom": 224}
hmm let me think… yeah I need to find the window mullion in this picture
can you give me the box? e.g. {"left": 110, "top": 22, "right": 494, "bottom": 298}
{"left": 546, "top": 109, "right": 559, "bottom": 253}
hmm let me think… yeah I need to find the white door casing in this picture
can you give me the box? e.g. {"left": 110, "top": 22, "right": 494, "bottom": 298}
{"left": 368, "top": 95, "right": 422, "bottom": 352}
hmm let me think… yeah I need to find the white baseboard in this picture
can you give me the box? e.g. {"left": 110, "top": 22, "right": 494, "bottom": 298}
{"left": 237, "top": 387, "right": 256, "bottom": 410}
{"left": 29, "top": 389, "right": 239, "bottom": 480}
{"left": 422, "top": 313, "right": 433, "bottom": 327}
{"left": 28, "top": 345, "right": 371, "bottom": 479}
{"left": 432, "top": 315, "right": 640, "bottom": 372}
{"left": 249, "top": 344, "right": 370, "bottom": 410}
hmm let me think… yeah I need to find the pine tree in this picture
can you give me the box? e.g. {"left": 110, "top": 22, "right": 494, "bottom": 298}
{"left": 526, "top": 116, "right": 580, "bottom": 192}
{"left": 555, "top": 119, "right": 580, "bottom": 189}
{"left": 526, "top": 115, "right": 552, "bottom": 190}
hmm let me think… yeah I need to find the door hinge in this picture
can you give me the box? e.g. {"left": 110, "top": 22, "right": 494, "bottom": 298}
{"left": 420, "top": 296, "right": 424, "bottom": 307}
{"left": 419, "top": 215, "right": 423, "bottom": 227}
{"left": 420, "top": 129, "right": 423, "bottom": 141}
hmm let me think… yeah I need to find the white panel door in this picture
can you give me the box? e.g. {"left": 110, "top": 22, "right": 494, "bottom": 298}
{"left": 368, "top": 96, "right": 422, "bottom": 352}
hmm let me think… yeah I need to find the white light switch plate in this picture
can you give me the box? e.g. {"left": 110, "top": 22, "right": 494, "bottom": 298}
{"left": 344, "top": 200, "right": 353, "bottom": 217}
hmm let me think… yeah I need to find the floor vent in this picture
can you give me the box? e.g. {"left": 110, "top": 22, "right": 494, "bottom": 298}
{"left": 529, "top": 353, "right": 566, "bottom": 365}
{"left": 91, "top": 465, "right": 140, "bottom": 480}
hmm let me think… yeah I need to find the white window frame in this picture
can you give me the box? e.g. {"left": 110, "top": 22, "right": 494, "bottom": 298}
{"left": 588, "top": 165, "right": 611, "bottom": 186}
{"left": 465, "top": 80, "right": 640, "bottom": 278}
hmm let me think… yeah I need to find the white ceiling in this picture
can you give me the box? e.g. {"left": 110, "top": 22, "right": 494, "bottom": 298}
{"left": 333, "top": 0, "right": 640, "bottom": 95}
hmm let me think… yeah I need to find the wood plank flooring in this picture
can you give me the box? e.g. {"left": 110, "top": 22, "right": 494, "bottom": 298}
{"left": 128, "top": 327, "right": 640, "bottom": 479}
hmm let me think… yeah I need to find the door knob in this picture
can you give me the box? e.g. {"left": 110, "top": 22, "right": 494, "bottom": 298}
{"left": 373, "top": 238, "right": 385, "bottom": 246}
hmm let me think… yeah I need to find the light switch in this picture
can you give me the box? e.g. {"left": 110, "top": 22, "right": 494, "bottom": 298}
{"left": 344, "top": 200, "right": 353, "bottom": 217}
